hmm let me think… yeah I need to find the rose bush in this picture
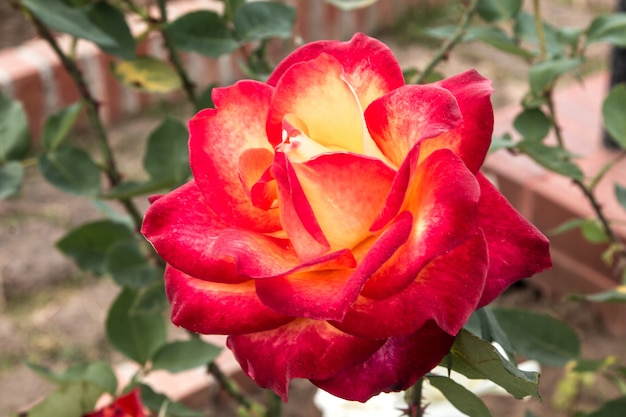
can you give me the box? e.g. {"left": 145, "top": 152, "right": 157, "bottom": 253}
{"left": 142, "top": 33, "right": 551, "bottom": 402}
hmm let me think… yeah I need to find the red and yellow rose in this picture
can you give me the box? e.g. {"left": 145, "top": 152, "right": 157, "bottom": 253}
{"left": 142, "top": 33, "right": 550, "bottom": 402}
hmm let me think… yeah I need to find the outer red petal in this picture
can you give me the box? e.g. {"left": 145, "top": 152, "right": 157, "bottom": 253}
{"left": 266, "top": 53, "right": 365, "bottom": 151}
{"left": 292, "top": 152, "right": 396, "bottom": 250}
{"left": 362, "top": 147, "right": 481, "bottom": 299}
{"left": 420, "top": 70, "right": 494, "bottom": 173}
{"left": 312, "top": 320, "right": 455, "bottom": 402}
{"left": 85, "top": 388, "right": 146, "bottom": 417}
{"left": 365, "top": 84, "right": 462, "bottom": 168}
{"left": 142, "top": 181, "right": 352, "bottom": 282}
{"left": 255, "top": 211, "right": 414, "bottom": 321}
{"left": 267, "top": 33, "right": 404, "bottom": 110}
{"left": 332, "top": 231, "right": 488, "bottom": 339}
{"left": 189, "top": 80, "right": 280, "bottom": 233}
{"left": 476, "top": 173, "right": 551, "bottom": 306}
{"left": 165, "top": 266, "right": 293, "bottom": 335}
{"left": 227, "top": 319, "right": 384, "bottom": 401}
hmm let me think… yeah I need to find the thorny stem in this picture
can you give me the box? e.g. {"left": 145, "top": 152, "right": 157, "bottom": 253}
{"left": 27, "top": 12, "right": 144, "bottom": 230}
{"left": 404, "top": 377, "right": 425, "bottom": 417}
{"left": 156, "top": 0, "right": 201, "bottom": 110}
{"left": 415, "top": 0, "right": 478, "bottom": 84}
{"left": 265, "top": 391, "right": 282, "bottom": 417}
{"left": 208, "top": 362, "right": 255, "bottom": 412}
{"left": 545, "top": 93, "right": 626, "bottom": 264}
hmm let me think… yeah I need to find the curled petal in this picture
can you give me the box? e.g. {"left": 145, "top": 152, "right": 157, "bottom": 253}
{"left": 142, "top": 181, "right": 350, "bottom": 281}
{"left": 332, "top": 232, "right": 488, "bottom": 339}
{"left": 476, "top": 173, "right": 551, "bottom": 306}
{"left": 267, "top": 32, "right": 405, "bottom": 111}
{"left": 366, "top": 84, "right": 462, "bottom": 168}
{"left": 266, "top": 53, "right": 365, "bottom": 152}
{"left": 228, "top": 319, "right": 384, "bottom": 401}
{"left": 238, "top": 148, "right": 277, "bottom": 210}
{"left": 189, "top": 80, "right": 280, "bottom": 233}
{"left": 255, "top": 211, "right": 413, "bottom": 321}
{"left": 166, "top": 266, "right": 293, "bottom": 335}
{"left": 312, "top": 320, "right": 455, "bottom": 402}
{"left": 363, "top": 148, "right": 481, "bottom": 299}
{"left": 419, "top": 70, "right": 494, "bottom": 173}
{"left": 292, "top": 152, "right": 396, "bottom": 250}
{"left": 273, "top": 151, "right": 331, "bottom": 260}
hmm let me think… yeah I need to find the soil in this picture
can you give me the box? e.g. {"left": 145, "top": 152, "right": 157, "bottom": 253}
{"left": 1, "top": 1, "right": 625, "bottom": 417}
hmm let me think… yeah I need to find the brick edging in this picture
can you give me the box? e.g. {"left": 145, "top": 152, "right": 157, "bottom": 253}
{"left": 0, "top": 0, "right": 419, "bottom": 139}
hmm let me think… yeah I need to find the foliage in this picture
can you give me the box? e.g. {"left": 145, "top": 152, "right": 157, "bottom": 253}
{"left": 1, "top": 0, "right": 625, "bottom": 416}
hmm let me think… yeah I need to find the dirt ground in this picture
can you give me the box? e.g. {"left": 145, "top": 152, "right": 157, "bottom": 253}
{"left": 1, "top": 1, "right": 625, "bottom": 416}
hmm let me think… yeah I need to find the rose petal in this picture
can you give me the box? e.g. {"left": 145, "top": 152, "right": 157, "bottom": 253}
{"left": 189, "top": 80, "right": 280, "bottom": 233}
{"left": 142, "top": 181, "right": 352, "bottom": 282}
{"left": 476, "top": 173, "right": 551, "bottom": 306}
{"left": 166, "top": 266, "right": 293, "bottom": 335}
{"left": 227, "top": 319, "right": 384, "bottom": 400}
{"left": 419, "top": 70, "right": 494, "bottom": 173}
{"left": 267, "top": 33, "right": 405, "bottom": 111}
{"left": 273, "top": 151, "right": 331, "bottom": 260}
{"left": 292, "top": 152, "right": 396, "bottom": 250}
{"left": 238, "top": 148, "right": 277, "bottom": 210}
{"left": 255, "top": 211, "right": 413, "bottom": 321}
{"left": 332, "top": 231, "right": 488, "bottom": 339}
{"left": 362, "top": 148, "right": 481, "bottom": 299}
{"left": 266, "top": 53, "right": 366, "bottom": 153}
{"left": 312, "top": 320, "right": 455, "bottom": 402}
{"left": 366, "top": 84, "right": 463, "bottom": 168}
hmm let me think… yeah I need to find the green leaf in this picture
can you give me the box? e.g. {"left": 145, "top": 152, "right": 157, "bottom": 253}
{"left": 477, "top": 0, "right": 522, "bottom": 22}
{"left": 466, "top": 307, "right": 515, "bottom": 360}
{"left": 325, "top": 0, "right": 379, "bottom": 10}
{"left": 103, "top": 178, "right": 173, "bottom": 200}
{"left": 514, "top": 109, "right": 551, "bottom": 141}
{"left": 529, "top": 57, "right": 583, "bottom": 93}
{"left": 27, "top": 381, "right": 104, "bottom": 417}
{"left": 27, "top": 361, "right": 117, "bottom": 394}
{"left": 0, "top": 91, "right": 30, "bottom": 161}
{"left": 56, "top": 220, "right": 133, "bottom": 275}
{"left": 489, "top": 133, "right": 516, "bottom": 153}
{"left": 550, "top": 218, "right": 586, "bottom": 235}
{"left": 38, "top": 146, "right": 101, "bottom": 196}
{"left": 143, "top": 117, "right": 190, "bottom": 183}
{"left": 448, "top": 329, "right": 540, "bottom": 400}
{"left": 572, "top": 357, "right": 617, "bottom": 373}
{"left": 152, "top": 339, "right": 222, "bottom": 373}
{"left": 131, "top": 282, "right": 168, "bottom": 316}
{"left": 113, "top": 56, "right": 181, "bottom": 93}
{"left": 587, "top": 396, "right": 626, "bottom": 417}
{"left": 517, "top": 140, "right": 583, "bottom": 180}
{"left": 586, "top": 13, "right": 626, "bottom": 47}
{"left": 602, "top": 84, "right": 626, "bottom": 149}
{"left": 515, "top": 11, "right": 564, "bottom": 57}
{"left": 467, "top": 26, "right": 535, "bottom": 58}
{"left": 106, "top": 287, "right": 166, "bottom": 364}
{"left": 0, "top": 161, "right": 24, "bottom": 199}
{"left": 86, "top": 2, "right": 135, "bottom": 60}
{"left": 234, "top": 2, "right": 296, "bottom": 41}
{"left": 492, "top": 308, "right": 580, "bottom": 366}
{"left": 427, "top": 375, "right": 493, "bottom": 417}
{"left": 580, "top": 219, "right": 610, "bottom": 243}
{"left": 42, "top": 102, "right": 83, "bottom": 151}
{"left": 104, "top": 240, "right": 161, "bottom": 288}
{"left": 140, "top": 384, "right": 204, "bottom": 417}
{"left": 616, "top": 183, "right": 626, "bottom": 211}
{"left": 168, "top": 11, "right": 239, "bottom": 58}
{"left": 22, "top": 0, "right": 117, "bottom": 49}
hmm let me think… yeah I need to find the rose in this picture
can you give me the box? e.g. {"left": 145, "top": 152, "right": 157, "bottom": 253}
{"left": 83, "top": 389, "right": 146, "bottom": 417}
{"left": 142, "top": 33, "right": 551, "bottom": 402}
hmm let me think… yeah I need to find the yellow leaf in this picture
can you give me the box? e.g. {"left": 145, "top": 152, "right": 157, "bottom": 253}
{"left": 113, "top": 56, "right": 181, "bottom": 93}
